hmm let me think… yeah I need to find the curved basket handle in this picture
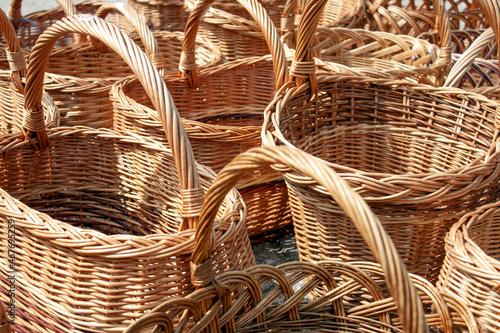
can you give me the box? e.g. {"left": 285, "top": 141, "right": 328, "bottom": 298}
{"left": 180, "top": 0, "right": 288, "bottom": 89}
{"left": 191, "top": 145, "right": 428, "bottom": 332}
{"left": 0, "top": 7, "right": 25, "bottom": 93}
{"left": 94, "top": 2, "right": 164, "bottom": 76}
{"left": 24, "top": 14, "right": 201, "bottom": 229}
{"left": 475, "top": 0, "right": 500, "bottom": 60}
{"left": 443, "top": 27, "right": 495, "bottom": 88}
{"left": 8, "top": 0, "right": 76, "bottom": 29}
{"left": 293, "top": 0, "right": 451, "bottom": 91}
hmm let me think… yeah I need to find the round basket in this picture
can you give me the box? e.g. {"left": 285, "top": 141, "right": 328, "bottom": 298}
{"left": 262, "top": 0, "right": 500, "bottom": 284}
{"left": 0, "top": 15, "right": 254, "bottom": 332}
{"left": 124, "top": 146, "right": 476, "bottom": 333}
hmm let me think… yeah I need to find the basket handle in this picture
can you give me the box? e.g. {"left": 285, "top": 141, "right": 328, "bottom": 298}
{"left": 475, "top": 0, "right": 500, "bottom": 60}
{"left": 23, "top": 14, "right": 202, "bottom": 229}
{"left": 180, "top": 0, "right": 288, "bottom": 89}
{"left": 0, "top": 8, "right": 60, "bottom": 130}
{"left": 0, "top": 301, "right": 12, "bottom": 333}
{"left": 191, "top": 146, "right": 429, "bottom": 332}
{"left": 94, "top": 2, "right": 164, "bottom": 76}
{"left": 0, "top": 7, "right": 26, "bottom": 94}
{"left": 8, "top": 0, "right": 76, "bottom": 29}
{"left": 443, "top": 27, "right": 495, "bottom": 88}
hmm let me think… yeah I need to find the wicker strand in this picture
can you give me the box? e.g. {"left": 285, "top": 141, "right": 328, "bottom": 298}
{"left": 190, "top": 259, "right": 216, "bottom": 288}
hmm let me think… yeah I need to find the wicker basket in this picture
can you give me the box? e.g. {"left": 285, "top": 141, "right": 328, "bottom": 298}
{"left": 112, "top": 0, "right": 296, "bottom": 241}
{"left": 0, "top": 7, "right": 59, "bottom": 134}
{"left": 0, "top": 15, "right": 254, "bottom": 332}
{"left": 284, "top": 26, "right": 448, "bottom": 86}
{"left": 4, "top": 0, "right": 222, "bottom": 130}
{"left": 124, "top": 146, "right": 477, "bottom": 333}
{"left": 262, "top": 0, "right": 500, "bottom": 284}
{"left": 128, "top": 0, "right": 188, "bottom": 31}
{"left": 437, "top": 200, "right": 500, "bottom": 332}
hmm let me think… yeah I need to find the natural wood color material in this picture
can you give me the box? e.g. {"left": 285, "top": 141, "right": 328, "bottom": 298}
{"left": 3, "top": 0, "right": 222, "bottom": 130}
{"left": 125, "top": 146, "right": 478, "bottom": 333}
{"left": 262, "top": 0, "right": 500, "bottom": 284}
{"left": 438, "top": 201, "right": 500, "bottom": 331}
{"left": 0, "top": 7, "right": 58, "bottom": 139}
{"left": 0, "top": 15, "right": 254, "bottom": 332}
{"left": 112, "top": 0, "right": 294, "bottom": 240}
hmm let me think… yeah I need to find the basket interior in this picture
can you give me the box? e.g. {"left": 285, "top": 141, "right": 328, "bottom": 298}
{"left": 278, "top": 80, "right": 494, "bottom": 175}
{"left": 0, "top": 133, "right": 191, "bottom": 236}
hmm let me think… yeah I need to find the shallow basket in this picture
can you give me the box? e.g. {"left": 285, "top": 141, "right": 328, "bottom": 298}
{"left": 124, "top": 146, "right": 478, "bottom": 333}
{"left": 0, "top": 15, "right": 254, "bottom": 332}
{"left": 262, "top": 0, "right": 500, "bottom": 284}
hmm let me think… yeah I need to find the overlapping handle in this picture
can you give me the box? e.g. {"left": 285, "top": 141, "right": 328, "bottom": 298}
{"left": 180, "top": 0, "right": 288, "bottom": 89}
{"left": 444, "top": 27, "right": 495, "bottom": 87}
{"left": 94, "top": 2, "right": 164, "bottom": 76}
{"left": 191, "top": 146, "right": 429, "bottom": 332}
{"left": 24, "top": 15, "right": 201, "bottom": 229}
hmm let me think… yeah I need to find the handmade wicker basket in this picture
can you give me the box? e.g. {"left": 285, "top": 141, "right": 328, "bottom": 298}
{"left": 0, "top": 15, "right": 254, "bottom": 332}
{"left": 0, "top": 7, "right": 58, "bottom": 134}
{"left": 112, "top": 0, "right": 296, "bottom": 241}
{"left": 437, "top": 200, "right": 500, "bottom": 331}
{"left": 124, "top": 146, "right": 478, "bottom": 333}
{"left": 262, "top": 0, "right": 500, "bottom": 284}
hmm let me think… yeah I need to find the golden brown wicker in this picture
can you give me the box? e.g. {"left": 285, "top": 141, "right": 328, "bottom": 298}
{"left": 262, "top": 0, "right": 500, "bottom": 284}
{"left": 0, "top": 303, "right": 11, "bottom": 333}
{"left": 128, "top": 0, "right": 188, "bottom": 31}
{"left": 5, "top": 0, "right": 222, "bottom": 130}
{"left": 437, "top": 200, "right": 500, "bottom": 332}
{"left": 112, "top": 0, "right": 295, "bottom": 241}
{"left": 0, "top": 7, "right": 59, "bottom": 134}
{"left": 443, "top": 28, "right": 500, "bottom": 100}
{"left": 124, "top": 146, "right": 477, "bottom": 333}
{"left": 284, "top": 26, "right": 446, "bottom": 86}
{"left": 0, "top": 14, "right": 254, "bottom": 332}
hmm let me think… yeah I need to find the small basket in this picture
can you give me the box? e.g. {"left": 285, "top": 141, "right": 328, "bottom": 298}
{"left": 124, "top": 146, "right": 476, "bottom": 333}
{"left": 262, "top": 0, "right": 500, "bottom": 283}
{"left": 0, "top": 15, "right": 254, "bottom": 332}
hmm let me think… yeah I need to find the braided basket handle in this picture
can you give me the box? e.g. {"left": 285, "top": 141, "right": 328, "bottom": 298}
{"left": 191, "top": 146, "right": 428, "bottom": 332}
{"left": 24, "top": 14, "right": 201, "bottom": 227}
{"left": 8, "top": 0, "right": 76, "bottom": 29}
{"left": 94, "top": 3, "right": 164, "bottom": 76}
{"left": 180, "top": 0, "right": 288, "bottom": 89}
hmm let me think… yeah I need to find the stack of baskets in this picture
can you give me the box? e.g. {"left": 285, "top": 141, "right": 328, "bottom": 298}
{"left": 2, "top": 0, "right": 500, "bottom": 331}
